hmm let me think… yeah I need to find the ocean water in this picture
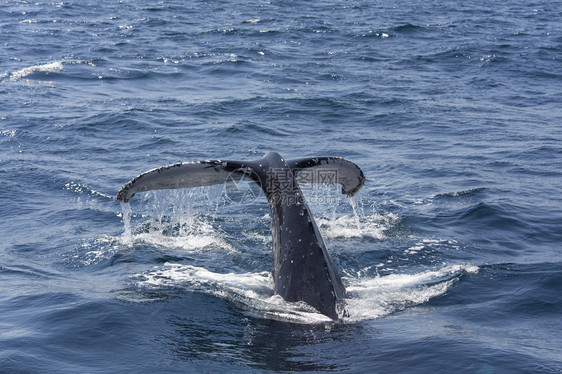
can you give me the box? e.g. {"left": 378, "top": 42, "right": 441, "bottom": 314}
{"left": 1, "top": 0, "right": 561, "bottom": 372}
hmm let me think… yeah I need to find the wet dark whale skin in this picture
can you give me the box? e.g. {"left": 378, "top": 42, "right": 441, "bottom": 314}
{"left": 118, "top": 152, "right": 365, "bottom": 320}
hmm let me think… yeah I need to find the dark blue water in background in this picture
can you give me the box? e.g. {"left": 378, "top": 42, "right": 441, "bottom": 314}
{"left": 1, "top": 0, "right": 561, "bottom": 372}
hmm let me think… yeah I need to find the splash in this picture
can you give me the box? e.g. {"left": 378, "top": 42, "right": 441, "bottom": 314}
{"left": 303, "top": 186, "right": 400, "bottom": 239}
{"left": 120, "top": 202, "right": 133, "bottom": 246}
{"left": 116, "top": 188, "right": 234, "bottom": 252}
{"left": 134, "top": 262, "right": 478, "bottom": 324}
{"left": 137, "top": 263, "right": 334, "bottom": 323}
{"left": 344, "top": 264, "right": 479, "bottom": 322}
{"left": 130, "top": 218, "right": 234, "bottom": 252}
{"left": 8, "top": 61, "right": 63, "bottom": 81}
{"left": 316, "top": 212, "right": 399, "bottom": 239}
{"left": 116, "top": 183, "right": 473, "bottom": 323}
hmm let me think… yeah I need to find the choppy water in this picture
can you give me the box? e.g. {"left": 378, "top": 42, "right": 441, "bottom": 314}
{"left": 1, "top": 0, "right": 561, "bottom": 372}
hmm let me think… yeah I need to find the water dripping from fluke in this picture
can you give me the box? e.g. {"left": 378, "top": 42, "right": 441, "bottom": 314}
{"left": 120, "top": 201, "right": 133, "bottom": 246}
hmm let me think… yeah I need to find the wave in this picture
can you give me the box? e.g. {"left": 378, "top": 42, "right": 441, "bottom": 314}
{"left": 215, "top": 120, "right": 291, "bottom": 137}
{"left": 7, "top": 61, "right": 64, "bottom": 81}
{"left": 458, "top": 202, "right": 528, "bottom": 230}
{"left": 66, "top": 235, "right": 123, "bottom": 268}
{"left": 344, "top": 264, "right": 478, "bottom": 322}
{"left": 132, "top": 262, "right": 477, "bottom": 324}
{"left": 0, "top": 264, "right": 58, "bottom": 279}
{"left": 403, "top": 238, "right": 461, "bottom": 255}
{"left": 392, "top": 23, "right": 424, "bottom": 33}
{"left": 434, "top": 187, "right": 487, "bottom": 199}
{"left": 64, "top": 181, "right": 113, "bottom": 200}
{"left": 4, "top": 60, "right": 96, "bottom": 82}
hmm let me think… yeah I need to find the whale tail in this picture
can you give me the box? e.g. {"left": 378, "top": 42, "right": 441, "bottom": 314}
{"left": 117, "top": 152, "right": 365, "bottom": 320}
{"left": 117, "top": 153, "right": 364, "bottom": 203}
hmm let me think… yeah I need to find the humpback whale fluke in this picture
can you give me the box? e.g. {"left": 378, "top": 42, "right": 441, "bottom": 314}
{"left": 117, "top": 152, "right": 365, "bottom": 320}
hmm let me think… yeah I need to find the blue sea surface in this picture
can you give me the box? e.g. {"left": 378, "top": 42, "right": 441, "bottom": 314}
{"left": 1, "top": 0, "right": 561, "bottom": 372}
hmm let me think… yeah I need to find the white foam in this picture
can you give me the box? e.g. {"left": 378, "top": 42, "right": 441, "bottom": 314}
{"left": 347, "top": 264, "right": 478, "bottom": 292}
{"left": 405, "top": 245, "right": 424, "bottom": 254}
{"left": 140, "top": 263, "right": 271, "bottom": 294}
{"left": 133, "top": 230, "right": 230, "bottom": 252}
{"left": 69, "top": 235, "right": 122, "bottom": 267}
{"left": 344, "top": 264, "right": 478, "bottom": 322}
{"left": 134, "top": 262, "right": 478, "bottom": 324}
{"left": 121, "top": 217, "right": 235, "bottom": 253}
{"left": 404, "top": 238, "right": 461, "bottom": 255}
{"left": 316, "top": 212, "right": 399, "bottom": 239}
{"left": 9, "top": 61, "right": 63, "bottom": 81}
{"left": 119, "top": 190, "right": 474, "bottom": 323}
{"left": 65, "top": 181, "right": 113, "bottom": 200}
{"left": 137, "top": 263, "right": 334, "bottom": 323}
